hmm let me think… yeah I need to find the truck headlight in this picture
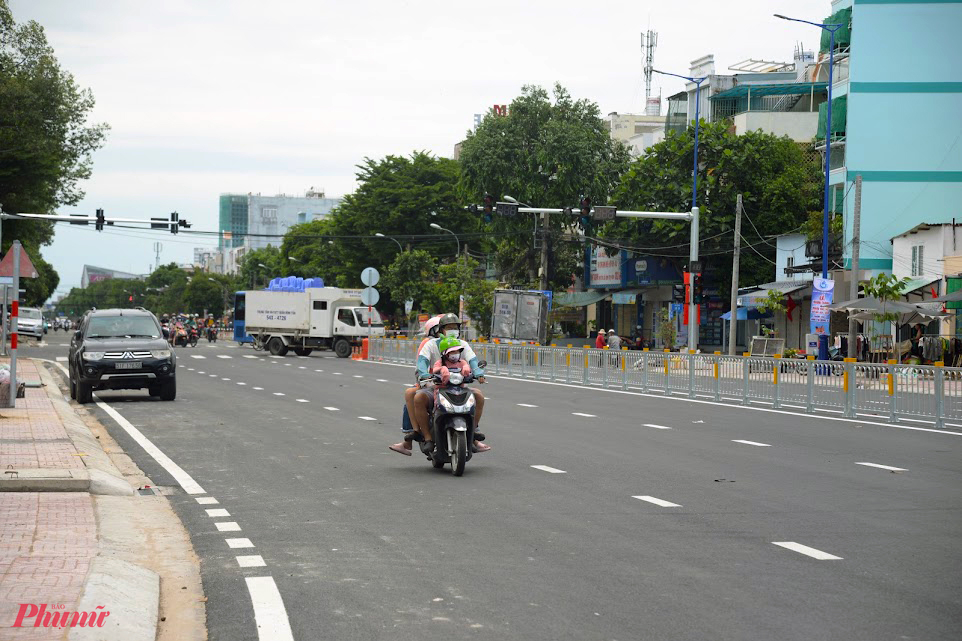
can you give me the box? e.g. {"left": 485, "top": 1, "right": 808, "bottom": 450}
{"left": 82, "top": 352, "right": 105, "bottom": 361}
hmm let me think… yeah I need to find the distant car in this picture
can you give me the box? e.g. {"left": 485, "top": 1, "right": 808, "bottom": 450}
{"left": 16, "top": 307, "right": 45, "bottom": 341}
{"left": 68, "top": 308, "right": 177, "bottom": 404}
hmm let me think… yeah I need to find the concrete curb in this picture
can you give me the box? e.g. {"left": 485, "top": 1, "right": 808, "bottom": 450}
{"left": 67, "top": 557, "right": 160, "bottom": 641}
{"left": 0, "top": 467, "right": 133, "bottom": 495}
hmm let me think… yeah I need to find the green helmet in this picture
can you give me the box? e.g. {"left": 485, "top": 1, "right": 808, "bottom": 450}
{"left": 438, "top": 336, "right": 462, "bottom": 355}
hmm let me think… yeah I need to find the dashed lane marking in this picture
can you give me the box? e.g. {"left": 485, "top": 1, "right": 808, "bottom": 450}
{"left": 315, "top": 370, "right": 324, "bottom": 372}
{"left": 772, "top": 542, "right": 842, "bottom": 560}
{"left": 855, "top": 462, "right": 908, "bottom": 472}
{"left": 243, "top": 355, "right": 258, "bottom": 359}
{"left": 209, "top": 374, "right": 217, "bottom": 378}
{"left": 732, "top": 440, "right": 771, "bottom": 447}
{"left": 376, "top": 379, "right": 389, "bottom": 382}
{"left": 517, "top": 403, "right": 538, "bottom": 408}
{"left": 222, "top": 378, "right": 231, "bottom": 381}
{"left": 236, "top": 555, "right": 267, "bottom": 568}
{"left": 215, "top": 522, "right": 242, "bottom": 532}
{"left": 237, "top": 382, "right": 247, "bottom": 386}
{"left": 217, "top": 355, "right": 232, "bottom": 359}
{"left": 353, "top": 375, "right": 364, "bottom": 378}
{"left": 633, "top": 495, "right": 682, "bottom": 507}
{"left": 273, "top": 392, "right": 285, "bottom": 396}
{"left": 358, "top": 416, "right": 377, "bottom": 421}
{"left": 299, "top": 366, "right": 306, "bottom": 369}
{"left": 55, "top": 356, "right": 67, "bottom": 362}
{"left": 206, "top": 508, "right": 231, "bottom": 517}
{"left": 572, "top": 412, "right": 596, "bottom": 417}
{"left": 226, "top": 538, "right": 254, "bottom": 549}
{"left": 196, "top": 497, "right": 219, "bottom": 505}
{"left": 296, "top": 399, "right": 310, "bottom": 403}
{"left": 644, "top": 423, "right": 673, "bottom": 430}
{"left": 197, "top": 371, "right": 206, "bottom": 374}
{"left": 531, "top": 465, "right": 566, "bottom": 474}
{"left": 253, "top": 387, "right": 264, "bottom": 390}
{"left": 190, "top": 355, "right": 206, "bottom": 359}
{"left": 324, "top": 407, "right": 339, "bottom": 411}
{"left": 333, "top": 372, "right": 343, "bottom": 376}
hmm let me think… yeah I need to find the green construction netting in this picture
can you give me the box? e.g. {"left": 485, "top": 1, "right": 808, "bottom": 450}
{"left": 820, "top": 8, "right": 852, "bottom": 53}
{"left": 816, "top": 94, "right": 847, "bottom": 140}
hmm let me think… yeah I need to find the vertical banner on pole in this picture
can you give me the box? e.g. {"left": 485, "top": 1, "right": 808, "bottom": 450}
{"left": 810, "top": 278, "right": 835, "bottom": 337}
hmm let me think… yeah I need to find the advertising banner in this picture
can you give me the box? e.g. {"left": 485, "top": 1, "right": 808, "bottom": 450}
{"left": 809, "top": 278, "right": 835, "bottom": 336}
{"left": 588, "top": 246, "right": 623, "bottom": 288}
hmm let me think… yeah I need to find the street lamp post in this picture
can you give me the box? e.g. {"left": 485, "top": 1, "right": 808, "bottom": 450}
{"left": 209, "top": 277, "right": 229, "bottom": 318}
{"left": 430, "top": 223, "right": 465, "bottom": 321}
{"left": 429, "top": 223, "right": 460, "bottom": 257}
{"left": 375, "top": 232, "right": 403, "bottom": 252}
{"left": 653, "top": 68, "right": 707, "bottom": 352}
{"left": 775, "top": 13, "right": 843, "bottom": 360}
{"left": 257, "top": 262, "right": 268, "bottom": 289}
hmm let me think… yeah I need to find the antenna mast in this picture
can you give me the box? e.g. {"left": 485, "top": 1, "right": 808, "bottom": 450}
{"left": 641, "top": 30, "right": 659, "bottom": 115}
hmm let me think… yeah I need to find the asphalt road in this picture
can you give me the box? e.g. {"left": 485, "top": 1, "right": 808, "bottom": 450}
{"left": 21, "top": 335, "right": 962, "bottom": 641}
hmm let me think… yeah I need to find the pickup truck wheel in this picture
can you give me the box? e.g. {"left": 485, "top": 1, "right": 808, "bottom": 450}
{"left": 334, "top": 339, "right": 351, "bottom": 358}
{"left": 268, "top": 337, "right": 289, "bottom": 356}
{"left": 159, "top": 378, "right": 177, "bottom": 401}
{"left": 69, "top": 368, "right": 77, "bottom": 400}
{"left": 293, "top": 348, "right": 313, "bottom": 357}
{"left": 76, "top": 381, "right": 93, "bottom": 404}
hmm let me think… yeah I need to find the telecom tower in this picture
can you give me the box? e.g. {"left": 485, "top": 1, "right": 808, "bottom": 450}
{"left": 153, "top": 242, "right": 162, "bottom": 272}
{"left": 641, "top": 30, "right": 660, "bottom": 115}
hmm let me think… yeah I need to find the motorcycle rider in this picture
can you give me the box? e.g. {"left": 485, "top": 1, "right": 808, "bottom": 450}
{"left": 389, "top": 315, "right": 442, "bottom": 455}
{"left": 412, "top": 313, "right": 488, "bottom": 453}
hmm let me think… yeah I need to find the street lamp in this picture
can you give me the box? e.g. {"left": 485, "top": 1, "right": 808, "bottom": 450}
{"left": 375, "top": 232, "right": 403, "bottom": 252}
{"left": 209, "top": 277, "right": 229, "bottom": 316}
{"left": 775, "top": 13, "right": 843, "bottom": 361}
{"left": 653, "top": 68, "right": 707, "bottom": 352}
{"left": 257, "top": 262, "right": 268, "bottom": 288}
{"left": 429, "top": 223, "right": 460, "bottom": 257}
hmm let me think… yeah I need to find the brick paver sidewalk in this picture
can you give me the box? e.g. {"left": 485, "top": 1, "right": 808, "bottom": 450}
{"left": 0, "top": 359, "right": 100, "bottom": 638}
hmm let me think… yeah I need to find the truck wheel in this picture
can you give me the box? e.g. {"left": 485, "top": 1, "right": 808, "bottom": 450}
{"left": 334, "top": 339, "right": 351, "bottom": 358}
{"left": 159, "top": 378, "right": 177, "bottom": 401}
{"left": 76, "top": 381, "right": 93, "bottom": 405}
{"left": 268, "top": 337, "right": 289, "bottom": 356}
{"left": 293, "top": 348, "right": 313, "bottom": 357}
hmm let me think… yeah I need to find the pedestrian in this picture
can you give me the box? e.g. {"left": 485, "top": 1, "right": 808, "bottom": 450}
{"left": 595, "top": 328, "right": 606, "bottom": 349}
{"left": 607, "top": 329, "right": 622, "bottom": 351}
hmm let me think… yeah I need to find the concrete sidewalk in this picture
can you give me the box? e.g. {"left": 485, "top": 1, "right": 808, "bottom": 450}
{"left": 0, "top": 359, "right": 206, "bottom": 640}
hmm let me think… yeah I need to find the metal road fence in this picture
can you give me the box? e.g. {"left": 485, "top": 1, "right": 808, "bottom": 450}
{"left": 369, "top": 338, "right": 962, "bottom": 429}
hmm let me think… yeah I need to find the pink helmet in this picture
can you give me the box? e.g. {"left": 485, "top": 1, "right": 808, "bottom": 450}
{"left": 422, "top": 314, "right": 444, "bottom": 337}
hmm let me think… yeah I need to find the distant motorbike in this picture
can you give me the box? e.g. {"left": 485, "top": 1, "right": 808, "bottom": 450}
{"left": 206, "top": 326, "right": 217, "bottom": 343}
{"left": 417, "top": 361, "right": 486, "bottom": 476}
{"left": 171, "top": 325, "right": 198, "bottom": 347}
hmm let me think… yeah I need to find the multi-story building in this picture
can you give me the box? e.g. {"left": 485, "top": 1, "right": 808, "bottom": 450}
{"left": 605, "top": 111, "right": 666, "bottom": 158}
{"left": 80, "top": 265, "right": 142, "bottom": 288}
{"left": 245, "top": 190, "right": 340, "bottom": 251}
{"left": 832, "top": 0, "right": 962, "bottom": 277}
{"left": 219, "top": 194, "right": 249, "bottom": 250}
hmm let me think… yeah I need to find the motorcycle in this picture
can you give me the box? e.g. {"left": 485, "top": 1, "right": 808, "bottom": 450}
{"left": 171, "top": 325, "right": 198, "bottom": 347}
{"left": 417, "top": 360, "right": 486, "bottom": 476}
{"left": 187, "top": 326, "right": 200, "bottom": 347}
{"left": 206, "top": 326, "right": 217, "bottom": 343}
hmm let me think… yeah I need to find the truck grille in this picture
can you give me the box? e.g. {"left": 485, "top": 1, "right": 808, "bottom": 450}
{"left": 103, "top": 351, "right": 153, "bottom": 359}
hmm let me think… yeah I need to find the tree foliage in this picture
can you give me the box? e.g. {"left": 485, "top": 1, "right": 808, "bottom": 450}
{"left": 0, "top": 1, "right": 109, "bottom": 303}
{"left": 458, "top": 84, "right": 632, "bottom": 289}
{"left": 611, "top": 120, "right": 822, "bottom": 291}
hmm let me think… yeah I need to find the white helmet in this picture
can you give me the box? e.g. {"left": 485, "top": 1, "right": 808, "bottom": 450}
{"left": 421, "top": 314, "right": 443, "bottom": 337}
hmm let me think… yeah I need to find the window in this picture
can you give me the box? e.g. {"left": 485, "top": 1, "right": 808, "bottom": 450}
{"left": 337, "top": 309, "right": 356, "bottom": 326}
{"left": 297, "top": 212, "right": 307, "bottom": 224}
{"left": 312, "top": 301, "right": 328, "bottom": 311}
{"left": 261, "top": 207, "right": 277, "bottom": 223}
{"left": 786, "top": 256, "right": 794, "bottom": 279}
{"left": 912, "top": 245, "right": 925, "bottom": 277}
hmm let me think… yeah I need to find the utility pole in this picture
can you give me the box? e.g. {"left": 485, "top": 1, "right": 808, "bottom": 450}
{"left": 728, "top": 194, "right": 743, "bottom": 355}
{"left": 539, "top": 212, "right": 550, "bottom": 291}
{"left": 847, "top": 175, "right": 862, "bottom": 358}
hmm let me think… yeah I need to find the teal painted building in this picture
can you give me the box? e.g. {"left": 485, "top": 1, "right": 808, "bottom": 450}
{"left": 834, "top": 0, "right": 962, "bottom": 272}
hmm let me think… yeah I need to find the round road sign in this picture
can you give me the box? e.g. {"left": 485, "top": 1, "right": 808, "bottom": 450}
{"left": 361, "top": 267, "right": 380, "bottom": 287}
{"left": 361, "top": 287, "right": 380, "bottom": 306}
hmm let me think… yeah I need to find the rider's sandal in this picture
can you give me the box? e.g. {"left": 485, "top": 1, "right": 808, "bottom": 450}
{"left": 473, "top": 441, "right": 491, "bottom": 453}
{"left": 389, "top": 442, "right": 412, "bottom": 456}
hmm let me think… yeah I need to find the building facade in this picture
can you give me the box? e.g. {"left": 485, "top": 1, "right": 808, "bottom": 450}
{"left": 245, "top": 191, "right": 340, "bottom": 251}
{"left": 605, "top": 112, "right": 666, "bottom": 158}
{"left": 80, "top": 265, "right": 142, "bottom": 289}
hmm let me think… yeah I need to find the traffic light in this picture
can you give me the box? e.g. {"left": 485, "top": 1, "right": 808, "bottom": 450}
{"left": 178, "top": 219, "right": 191, "bottom": 230}
{"left": 579, "top": 197, "right": 592, "bottom": 228}
{"left": 482, "top": 193, "right": 494, "bottom": 223}
{"left": 128, "top": 295, "right": 134, "bottom": 302}
{"left": 95, "top": 208, "right": 105, "bottom": 231}
{"left": 692, "top": 272, "right": 704, "bottom": 304}
{"left": 170, "top": 211, "right": 179, "bottom": 234}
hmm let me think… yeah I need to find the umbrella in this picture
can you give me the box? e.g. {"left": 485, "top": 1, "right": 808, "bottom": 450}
{"left": 830, "top": 296, "right": 948, "bottom": 359}
{"left": 928, "top": 289, "right": 962, "bottom": 303}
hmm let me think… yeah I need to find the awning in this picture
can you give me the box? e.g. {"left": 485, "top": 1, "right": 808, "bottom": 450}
{"left": 737, "top": 281, "right": 810, "bottom": 306}
{"left": 554, "top": 288, "right": 646, "bottom": 308}
{"left": 721, "top": 308, "right": 774, "bottom": 321}
{"left": 709, "top": 82, "right": 827, "bottom": 101}
{"left": 900, "top": 276, "right": 940, "bottom": 297}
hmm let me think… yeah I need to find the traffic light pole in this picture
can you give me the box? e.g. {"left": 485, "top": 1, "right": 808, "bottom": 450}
{"left": 0, "top": 211, "right": 191, "bottom": 233}
{"left": 511, "top": 205, "right": 700, "bottom": 351}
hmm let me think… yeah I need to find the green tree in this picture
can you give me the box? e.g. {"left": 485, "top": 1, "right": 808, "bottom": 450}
{"left": 425, "top": 257, "right": 498, "bottom": 337}
{"left": 458, "top": 84, "right": 632, "bottom": 290}
{"left": 611, "top": 120, "right": 822, "bottom": 292}
{"left": 237, "top": 246, "right": 282, "bottom": 289}
{"left": 183, "top": 277, "right": 225, "bottom": 316}
{"left": 0, "top": 1, "right": 109, "bottom": 301}
{"left": 142, "top": 263, "right": 189, "bottom": 315}
{"left": 382, "top": 249, "right": 437, "bottom": 321}
{"left": 279, "top": 218, "right": 340, "bottom": 285}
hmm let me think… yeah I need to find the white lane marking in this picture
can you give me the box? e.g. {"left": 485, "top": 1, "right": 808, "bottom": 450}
{"left": 633, "top": 495, "right": 682, "bottom": 507}
{"left": 353, "top": 375, "right": 364, "bottom": 378}
{"left": 299, "top": 366, "right": 306, "bottom": 369}
{"left": 315, "top": 369, "right": 324, "bottom": 372}
{"left": 296, "top": 399, "right": 310, "bottom": 403}
{"left": 222, "top": 378, "right": 231, "bottom": 381}
{"left": 209, "top": 374, "right": 218, "bottom": 378}
{"left": 237, "top": 555, "right": 267, "bottom": 568}
{"left": 273, "top": 392, "right": 285, "bottom": 396}
{"left": 376, "top": 379, "right": 388, "bottom": 382}
{"left": 531, "top": 465, "right": 566, "bottom": 474}
{"left": 732, "top": 439, "right": 771, "bottom": 447}
{"left": 55, "top": 356, "right": 68, "bottom": 362}
{"left": 572, "top": 412, "right": 596, "bottom": 417}
{"left": 517, "top": 403, "right": 538, "bottom": 408}
{"left": 217, "top": 355, "right": 232, "bottom": 359}
{"left": 332, "top": 372, "right": 342, "bottom": 376}
{"left": 243, "top": 355, "right": 258, "bottom": 359}
{"left": 269, "top": 355, "right": 283, "bottom": 359}
{"left": 206, "top": 508, "right": 231, "bottom": 517}
{"left": 245, "top": 576, "right": 295, "bottom": 641}
{"left": 215, "top": 522, "right": 242, "bottom": 532}
{"left": 195, "top": 497, "right": 219, "bottom": 505}
{"left": 358, "top": 416, "right": 377, "bottom": 421}
{"left": 190, "top": 355, "right": 206, "bottom": 359}
{"left": 363, "top": 360, "right": 962, "bottom": 437}
{"left": 80, "top": 385, "right": 205, "bottom": 494}
{"left": 226, "top": 538, "right": 254, "bottom": 549}
{"left": 187, "top": 368, "right": 195, "bottom": 371}
{"left": 644, "top": 423, "right": 673, "bottom": 430}
{"left": 855, "top": 462, "right": 908, "bottom": 472}
{"left": 253, "top": 386, "right": 264, "bottom": 390}
{"left": 324, "top": 407, "right": 339, "bottom": 411}
{"left": 237, "top": 382, "right": 247, "bottom": 386}
{"left": 284, "top": 363, "right": 292, "bottom": 367}
{"left": 198, "top": 371, "right": 206, "bottom": 374}
{"left": 772, "top": 542, "right": 842, "bottom": 560}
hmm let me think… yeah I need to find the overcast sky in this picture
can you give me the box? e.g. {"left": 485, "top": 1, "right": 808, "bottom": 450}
{"left": 9, "top": 0, "right": 826, "bottom": 295}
